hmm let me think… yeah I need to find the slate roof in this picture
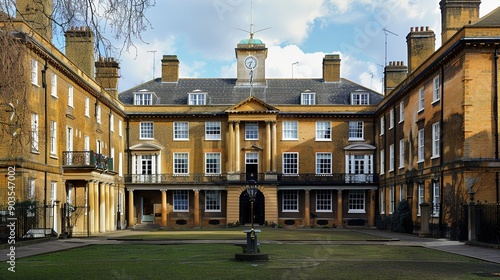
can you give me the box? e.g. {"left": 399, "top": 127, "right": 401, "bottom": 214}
{"left": 472, "top": 6, "right": 500, "bottom": 27}
{"left": 119, "top": 78, "right": 384, "bottom": 106}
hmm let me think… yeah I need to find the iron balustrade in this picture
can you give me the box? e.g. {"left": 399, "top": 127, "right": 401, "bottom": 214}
{"left": 62, "top": 151, "right": 114, "bottom": 171}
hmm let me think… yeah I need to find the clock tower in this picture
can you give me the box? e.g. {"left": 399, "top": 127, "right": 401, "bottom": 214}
{"left": 236, "top": 36, "right": 267, "bottom": 86}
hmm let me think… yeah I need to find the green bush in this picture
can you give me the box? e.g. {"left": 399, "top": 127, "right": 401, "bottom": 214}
{"left": 391, "top": 200, "right": 413, "bottom": 233}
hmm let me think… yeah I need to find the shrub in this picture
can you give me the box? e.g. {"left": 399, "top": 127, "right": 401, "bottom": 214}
{"left": 391, "top": 200, "right": 413, "bottom": 233}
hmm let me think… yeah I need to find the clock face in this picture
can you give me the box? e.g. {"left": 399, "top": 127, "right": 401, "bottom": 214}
{"left": 244, "top": 56, "right": 258, "bottom": 70}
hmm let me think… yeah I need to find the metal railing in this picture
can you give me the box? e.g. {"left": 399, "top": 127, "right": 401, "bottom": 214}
{"left": 62, "top": 151, "right": 114, "bottom": 171}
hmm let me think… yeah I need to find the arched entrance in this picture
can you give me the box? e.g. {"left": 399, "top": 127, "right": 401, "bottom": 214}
{"left": 239, "top": 190, "right": 265, "bottom": 225}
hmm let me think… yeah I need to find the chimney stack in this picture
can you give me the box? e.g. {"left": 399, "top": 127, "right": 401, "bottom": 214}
{"left": 95, "top": 57, "right": 120, "bottom": 98}
{"left": 385, "top": 61, "right": 408, "bottom": 94}
{"left": 16, "top": 0, "right": 53, "bottom": 42}
{"left": 65, "top": 27, "right": 95, "bottom": 77}
{"left": 440, "top": 0, "right": 481, "bottom": 44}
{"left": 161, "top": 55, "right": 180, "bottom": 83}
{"left": 323, "top": 54, "right": 341, "bottom": 83}
{"left": 406, "top": 26, "right": 435, "bottom": 74}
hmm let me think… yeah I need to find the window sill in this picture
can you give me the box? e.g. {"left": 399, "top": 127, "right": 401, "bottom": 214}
{"left": 315, "top": 139, "right": 332, "bottom": 142}
{"left": 348, "top": 210, "right": 366, "bottom": 214}
{"left": 431, "top": 155, "right": 440, "bottom": 160}
{"left": 282, "top": 210, "right": 299, "bottom": 213}
{"left": 348, "top": 138, "right": 364, "bottom": 142}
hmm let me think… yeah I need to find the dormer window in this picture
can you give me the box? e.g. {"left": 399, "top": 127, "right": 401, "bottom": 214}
{"left": 188, "top": 90, "right": 207, "bottom": 105}
{"left": 351, "top": 91, "right": 369, "bottom": 105}
{"left": 301, "top": 91, "right": 316, "bottom": 105}
{"left": 134, "top": 90, "right": 154, "bottom": 105}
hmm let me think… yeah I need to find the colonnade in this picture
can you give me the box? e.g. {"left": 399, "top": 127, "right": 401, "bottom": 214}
{"left": 87, "top": 180, "right": 119, "bottom": 234}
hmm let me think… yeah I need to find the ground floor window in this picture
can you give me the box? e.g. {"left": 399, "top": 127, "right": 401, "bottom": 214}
{"left": 173, "top": 190, "right": 189, "bottom": 212}
{"left": 282, "top": 190, "right": 299, "bottom": 212}
{"left": 316, "top": 190, "right": 332, "bottom": 212}
{"left": 418, "top": 184, "right": 424, "bottom": 216}
{"left": 205, "top": 190, "right": 221, "bottom": 212}
{"left": 348, "top": 190, "right": 365, "bottom": 213}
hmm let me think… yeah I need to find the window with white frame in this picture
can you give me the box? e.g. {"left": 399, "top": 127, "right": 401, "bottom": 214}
{"left": 389, "top": 109, "right": 394, "bottom": 129}
{"left": 84, "top": 97, "right": 90, "bottom": 117}
{"left": 174, "top": 122, "right": 189, "bottom": 140}
{"left": 134, "top": 92, "right": 153, "bottom": 105}
{"left": 205, "top": 190, "right": 221, "bottom": 212}
{"left": 51, "top": 73, "right": 57, "bottom": 97}
{"left": 433, "top": 181, "right": 440, "bottom": 217}
{"left": 118, "top": 152, "right": 123, "bottom": 177}
{"left": 432, "top": 122, "right": 440, "bottom": 158}
{"left": 348, "top": 121, "right": 364, "bottom": 140}
{"left": 389, "top": 144, "right": 394, "bottom": 172}
{"left": 282, "top": 190, "right": 299, "bottom": 212}
{"left": 399, "top": 139, "right": 405, "bottom": 169}
{"left": 418, "top": 87, "right": 425, "bottom": 112}
{"left": 380, "top": 149, "right": 385, "bottom": 174}
{"left": 345, "top": 154, "right": 373, "bottom": 182}
{"left": 380, "top": 188, "right": 385, "bottom": 214}
{"left": 50, "top": 121, "right": 57, "bottom": 156}
{"left": 282, "top": 121, "right": 298, "bottom": 140}
{"left": 399, "top": 101, "right": 404, "bottom": 123}
{"left": 418, "top": 129, "right": 425, "bottom": 162}
{"left": 140, "top": 155, "right": 153, "bottom": 175}
{"left": 119, "top": 119, "right": 123, "bottom": 137}
{"left": 389, "top": 187, "right": 395, "bottom": 214}
{"left": 348, "top": 190, "right": 365, "bottom": 213}
{"left": 316, "top": 190, "right": 332, "bottom": 212}
{"left": 188, "top": 92, "right": 207, "bottom": 105}
{"left": 96, "top": 104, "right": 101, "bottom": 124}
{"left": 28, "top": 179, "right": 35, "bottom": 200}
{"left": 432, "top": 75, "right": 440, "bottom": 103}
{"left": 68, "top": 85, "right": 74, "bottom": 107}
{"left": 31, "top": 113, "right": 39, "bottom": 152}
{"left": 316, "top": 121, "right": 331, "bottom": 141}
{"left": 31, "top": 59, "right": 38, "bottom": 85}
{"left": 205, "top": 153, "right": 221, "bottom": 175}
{"left": 50, "top": 181, "right": 57, "bottom": 202}
{"left": 301, "top": 92, "right": 316, "bottom": 105}
{"left": 282, "top": 153, "right": 298, "bottom": 175}
{"left": 380, "top": 116, "right": 385, "bottom": 135}
{"left": 205, "top": 122, "right": 221, "bottom": 140}
{"left": 140, "top": 122, "right": 154, "bottom": 139}
{"left": 316, "top": 153, "right": 332, "bottom": 175}
{"left": 110, "top": 114, "right": 114, "bottom": 132}
{"left": 418, "top": 184, "right": 424, "bottom": 216}
{"left": 245, "top": 122, "right": 258, "bottom": 140}
{"left": 351, "top": 92, "right": 369, "bottom": 105}
{"left": 399, "top": 184, "right": 405, "bottom": 201}
{"left": 173, "top": 190, "right": 189, "bottom": 212}
{"left": 173, "top": 153, "right": 189, "bottom": 175}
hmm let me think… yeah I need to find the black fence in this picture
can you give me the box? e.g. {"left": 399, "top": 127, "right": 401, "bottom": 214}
{"left": 0, "top": 202, "right": 53, "bottom": 242}
{"left": 460, "top": 203, "right": 500, "bottom": 244}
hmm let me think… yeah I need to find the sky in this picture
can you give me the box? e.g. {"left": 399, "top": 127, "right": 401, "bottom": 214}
{"left": 115, "top": 0, "right": 499, "bottom": 93}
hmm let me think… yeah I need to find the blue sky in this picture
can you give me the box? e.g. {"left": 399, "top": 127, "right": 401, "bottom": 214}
{"left": 116, "top": 0, "right": 498, "bottom": 93}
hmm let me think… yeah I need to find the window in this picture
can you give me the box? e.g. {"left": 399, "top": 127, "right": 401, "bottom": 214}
{"left": 50, "top": 121, "right": 57, "bottom": 156}
{"left": 118, "top": 152, "right": 123, "bottom": 177}
{"left": 51, "top": 73, "right": 57, "bottom": 97}
{"left": 389, "top": 144, "right": 394, "bottom": 172}
{"left": 316, "top": 153, "right": 332, "bottom": 175}
{"left": 432, "top": 75, "right": 440, "bottom": 102}
{"left": 140, "top": 122, "right": 154, "bottom": 139}
{"left": 399, "top": 139, "right": 405, "bottom": 169}
{"left": 50, "top": 182, "right": 57, "bottom": 201}
{"left": 389, "top": 187, "right": 395, "bottom": 214}
{"left": 28, "top": 179, "right": 35, "bottom": 200}
{"left": 205, "top": 153, "right": 221, "bottom": 175}
{"left": 345, "top": 155, "right": 373, "bottom": 183}
{"left": 351, "top": 92, "right": 369, "bottom": 105}
{"left": 418, "top": 184, "right": 424, "bottom": 216}
{"left": 432, "top": 123, "right": 440, "bottom": 158}
{"left": 245, "top": 122, "right": 258, "bottom": 140}
{"left": 205, "top": 122, "right": 221, "bottom": 140}
{"left": 84, "top": 97, "right": 90, "bottom": 117}
{"left": 282, "top": 121, "right": 298, "bottom": 140}
{"left": 282, "top": 153, "right": 298, "bottom": 175}
{"left": 205, "top": 190, "right": 221, "bottom": 212}
{"left": 433, "top": 181, "right": 440, "bottom": 217}
{"left": 380, "top": 149, "right": 385, "bottom": 174}
{"left": 110, "top": 114, "right": 114, "bottom": 132}
{"left": 316, "top": 121, "right": 331, "bottom": 141}
{"left": 380, "top": 188, "right": 385, "bottom": 214}
{"left": 399, "top": 184, "right": 405, "bottom": 202}
{"left": 174, "top": 122, "right": 189, "bottom": 140}
{"left": 140, "top": 155, "right": 153, "bottom": 175}
{"left": 380, "top": 116, "right": 385, "bottom": 135}
{"left": 188, "top": 92, "right": 206, "bottom": 105}
{"left": 399, "top": 101, "right": 404, "bottom": 123}
{"left": 282, "top": 190, "right": 298, "bottom": 212}
{"left": 173, "top": 153, "right": 189, "bottom": 175}
{"left": 173, "top": 190, "right": 189, "bottom": 212}
{"left": 418, "top": 87, "right": 424, "bottom": 112}
{"left": 301, "top": 92, "right": 316, "bottom": 105}
{"left": 348, "top": 121, "right": 364, "bottom": 140}
{"left": 389, "top": 109, "right": 394, "bottom": 129}
{"left": 418, "top": 129, "right": 425, "bottom": 162}
{"left": 31, "top": 59, "right": 38, "bottom": 85}
{"left": 349, "top": 190, "right": 365, "bottom": 213}
{"left": 31, "top": 113, "right": 39, "bottom": 152}
{"left": 316, "top": 190, "right": 332, "bottom": 212}
{"left": 119, "top": 120, "right": 123, "bottom": 137}
{"left": 134, "top": 92, "right": 152, "bottom": 105}
{"left": 68, "top": 85, "right": 74, "bottom": 107}
{"left": 96, "top": 104, "right": 101, "bottom": 124}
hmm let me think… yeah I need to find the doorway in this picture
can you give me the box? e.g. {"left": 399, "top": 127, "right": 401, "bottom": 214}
{"left": 239, "top": 190, "right": 265, "bottom": 226}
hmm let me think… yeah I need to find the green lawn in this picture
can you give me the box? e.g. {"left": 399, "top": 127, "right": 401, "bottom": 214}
{"left": 2, "top": 243, "right": 499, "bottom": 279}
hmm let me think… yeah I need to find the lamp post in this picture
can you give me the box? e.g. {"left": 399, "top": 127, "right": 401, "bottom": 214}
{"left": 246, "top": 174, "right": 258, "bottom": 253}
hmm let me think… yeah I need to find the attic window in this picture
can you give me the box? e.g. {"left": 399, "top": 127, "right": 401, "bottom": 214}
{"left": 301, "top": 92, "right": 316, "bottom": 105}
{"left": 351, "top": 92, "right": 369, "bottom": 105}
{"left": 134, "top": 90, "right": 153, "bottom": 105}
{"left": 188, "top": 91, "right": 207, "bottom": 105}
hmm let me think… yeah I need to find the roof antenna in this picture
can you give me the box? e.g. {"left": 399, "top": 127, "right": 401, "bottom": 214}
{"left": 382, "top": 27, "right": 398, "bottom": 95}
{"left": 235, "top": 0, "right": 271, "bottom": 39}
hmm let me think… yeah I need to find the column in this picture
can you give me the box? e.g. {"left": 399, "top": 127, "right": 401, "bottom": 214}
{"left": 88, "top": 181, "right": 95, "bottom": 234}
{"left": 265, "top": 121, "right": 271, "bottom": 173}
{"left": 193, "top": 189, "right": 200, "bottom": 228}
{"left": 368, "top": 189, "right": 375, "bottom": 227}
{"left": 105, "top": 184, "right": 111, "bottom": 231}
{"left": 100, "top": 183, "right": 106, "bottom": 233}
{"left": 93, "top": 182, "right": 99, "bottom": 233}
{"left": 161, "top": 190, "right": 167, "bottom": 227}
{"left": 304, "top": 189, "right": 311, "bottom": 227}
{"left": 128, "top": 189, "right": 134, "bottom": 228}
{"left": 337, "top": 189, "right": 343, "bottom": 228}
{"left": 228, "top": 122, "right": 234, "bottom": 173}
{"left": 235, "top": 122, "right": 241, "bottom": 173}
{"left": 110, "top": 185, "right": 115, "bottom": 231}
{"left": 271, "top": 121, "right": 277, "bottom": 172}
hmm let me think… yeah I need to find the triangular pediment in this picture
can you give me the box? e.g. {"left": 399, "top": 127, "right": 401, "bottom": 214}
{"left": 226, "top": 96, "right": 279, "bottom": 113}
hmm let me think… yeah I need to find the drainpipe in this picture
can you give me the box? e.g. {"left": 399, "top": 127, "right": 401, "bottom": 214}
{"left": 42, "top": 60, "right": 49, "bottom": 233}
{"left": 439, "top": 65, "right": 445, "bottom": 236}
{"left": 494, "top": 47, "right": 499, "bottom": 204}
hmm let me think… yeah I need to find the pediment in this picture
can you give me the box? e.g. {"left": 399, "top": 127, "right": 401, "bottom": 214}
{"left": 344, "top": 143, "right": 376, "bottom": 151}
{"left": 129, "top": 142, "right": 164, "bottom": 151}
{"left": 226, "top": 96, "right": 279, "bottom": 113}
